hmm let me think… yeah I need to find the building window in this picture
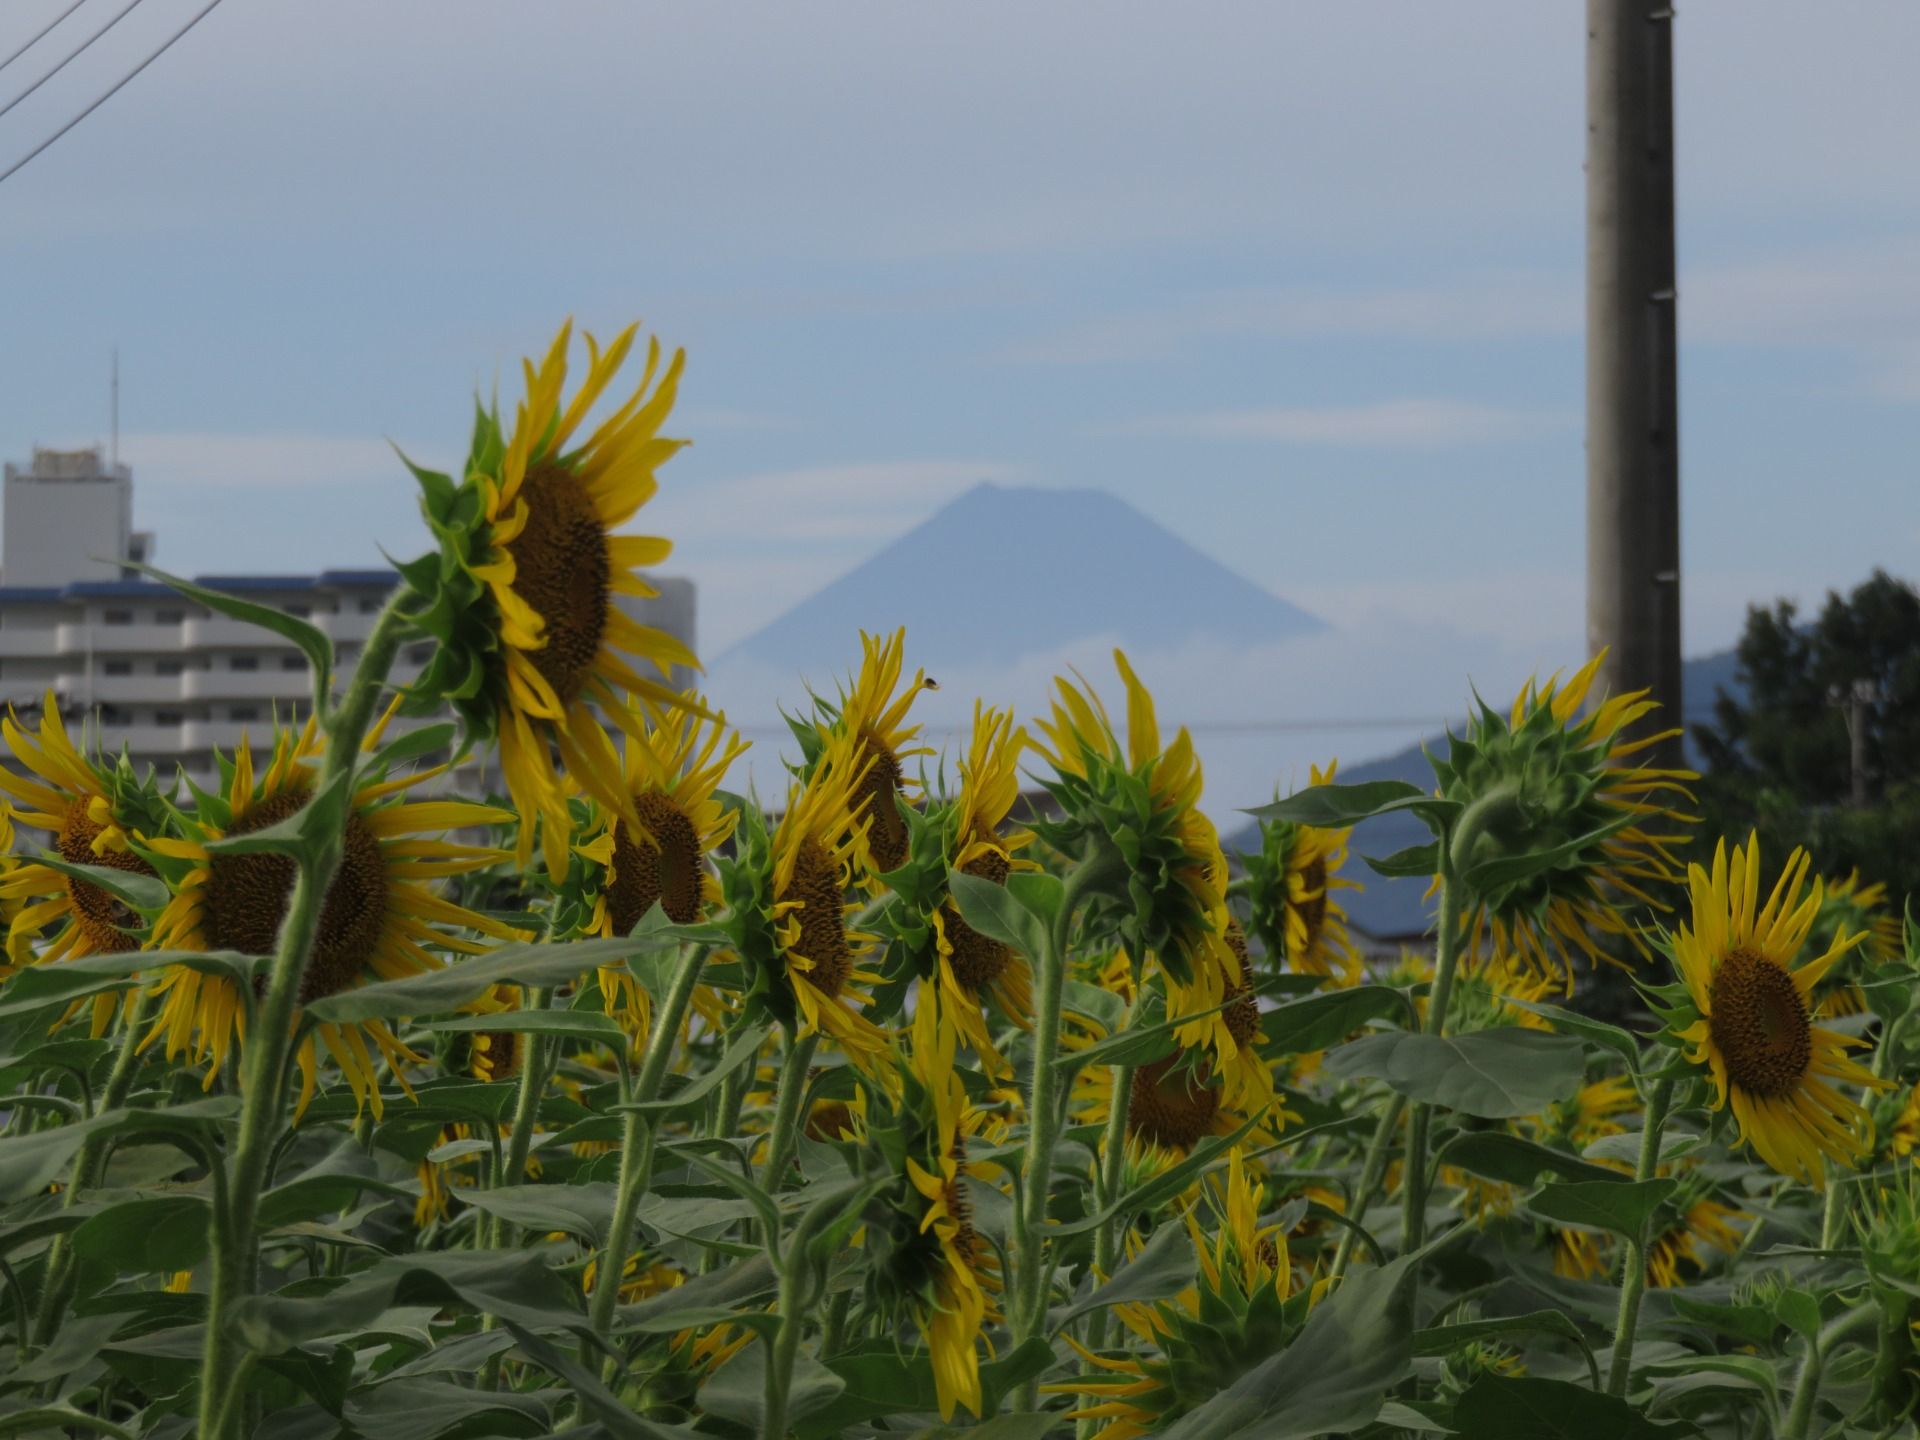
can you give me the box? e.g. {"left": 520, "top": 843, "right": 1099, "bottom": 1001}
{"left": 102, "top": 609, "right": 133, "bottom": 625}
{"left": 156, "top": 659, "right": 184, "bottom": 676}
{"left": 229, "top": 706, "right": 259, "bottom": 722}
{"left": 155, "top": 710, "right": 184, "bottom": 726}
{"left": 156, "top": 609, "right": 184, "bottom": 625}
{"left": 103, "top": 660, "right": 133, "bottom": 677}
{"left": 230, "top": 655, "right": 260, "bottom": 672}
{"left": 285, "top": 603, "right": 311, "bottom": 618}
{"left": 98, "top": 704, "right": 127, "bottom": 723}
{"left": 358, "top": 597, "right": 380, "bottom": 613}
{"left": 281, "top": 654, "right": 305, "bottom": 671}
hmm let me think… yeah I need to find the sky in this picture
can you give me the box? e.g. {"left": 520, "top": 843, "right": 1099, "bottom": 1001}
{"left": 2, "top": 1, "right": 1917, "bottom": 803}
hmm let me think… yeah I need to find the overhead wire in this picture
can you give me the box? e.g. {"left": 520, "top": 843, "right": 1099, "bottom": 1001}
{"left": 0, "top": 0, "right": 92, "bottom": 78}
{"left": 0, "top": 0, "right": 224, "bottom": 188}
{"left": 0, "top": 0, "right": 145, "bottom": 123}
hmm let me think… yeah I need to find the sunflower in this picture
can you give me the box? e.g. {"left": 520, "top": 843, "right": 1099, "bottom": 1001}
{"left": 1529, "top": 1073, "right": 1640, "bottom": 1150}
{"left": 1891, "top": 1081, "right": 1920, "bottom": 1165}
{"left": 141, "top": 719, "right": 522, "bottom": 1117}
{"left": 816, "top": 629, "right": 935, "bottom": 881}
{"left": 586, "top": 701, "right": 747, "bottom": 1040}
{"left": 0, "top": 694, "right": 170, "bottom": 981}
{"left": 1034, "top": 653, "right": 1256, "bottom": 1117}
{"left": 1806, "top": 868, "right": 1904, "bottom": 1017}
{"left": 899, "top": 997, "right": 1000, "bottom": 1421}
{"left": 1645, "top": 1192, "right": 1747, "bottom": 1288}
{"left": 924, "top": 702, "right": 1037, "bottom": 1070}
{"left": 1436, "top": 653, "right": 1696, "bottom": 993}
{"left": 412, "top": 321, "right": 701, "bottom": 881}
{"left": 1243, "top": 761, "right": 1363, "bottom": 985}
{"left": 1653, "top": 832, "right": 1890, "bottom": 1185}
{"left": 716, "top": 727, "right": 889, "bottom": 1069}
{"left": 1051, "top": 1147, "right": 1323, "bottom": 1438}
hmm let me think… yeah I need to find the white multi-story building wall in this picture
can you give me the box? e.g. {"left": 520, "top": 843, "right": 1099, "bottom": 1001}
{"left": 0, "top": 446, "right": 696, "bottom": 793}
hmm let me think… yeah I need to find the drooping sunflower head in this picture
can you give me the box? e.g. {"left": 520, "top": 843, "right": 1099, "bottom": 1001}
{"left": 791, "top": 629, "right": 935, "bottom": 883}
{"left": 0, "top": 694, "right": 173, "bottom": 968}
{"left": 1030, "top": 650, "right": 1233, "bottom": 992}
{"left": 875, "top": 702, "right": 1037, "bottom": 1073}
{"left": 1528, "top": 1072, "right": 1641, "bottom": 1150}
{"left": 1242, "top": 761, "right": 1363, "bottom": 986}
{"left": 406, "top": 320, "right": 702, "bottom": 880}
{"left": 1648, "top": 831, "right": 1891, "bottom": 1185}
{"left": 1432, "top": 652, "right": 1697, "bottom": 992}
{"left": 719, "top": 730, "right": 888, "bottom": 1070}
{"left": 141, "top": 719, "right": 522, "bottom": 1117}
{"left": 865, "top": 998, "right": 1001, "bottom": 1422}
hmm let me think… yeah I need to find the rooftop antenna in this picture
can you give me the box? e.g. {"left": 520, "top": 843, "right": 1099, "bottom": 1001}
{"left": 110, "top": 347, "right": 119, "bottom": 465}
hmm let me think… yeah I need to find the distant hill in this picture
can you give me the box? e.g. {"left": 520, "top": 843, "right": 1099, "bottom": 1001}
{"left": 1227, "top": 650, "right": 1746, "bottom": 941}
{"left": 718, "top": 482, "right": 1323, "bottom": 672}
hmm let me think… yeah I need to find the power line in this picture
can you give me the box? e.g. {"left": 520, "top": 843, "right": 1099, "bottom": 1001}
{"left": 0, "top": 0, "right": 223, "bottom": 188}
{"left": 0, "top": 0, "right": 145, "bottom": 123}
{"left": 0, "top": 0, "right": 92, "bottom": 78}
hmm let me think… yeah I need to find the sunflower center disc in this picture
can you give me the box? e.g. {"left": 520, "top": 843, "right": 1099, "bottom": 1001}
{"left": 1128, "top": 1055, "right": 1219, "bottom": 1152}
{"left": 944, "top": 850, "right": 1012, "bottom": 993}
{"left": 1222, "top": 921, "right": 1260, "bottom": 1047}
{"left": 1707, "top": 945, "right": 1812, "bottom": 1099}
{"left": 56, "top": 796, "right": 150, "bottom": 953}
{"left": 1296, "top": 857, "right": 1328, "bottom": 954}
{"left": 785, "top": 837, "right": 853, "bottom": 998}
{"left": 804, "top": 1099, "right": 856, "bottom": 1142}
{"left": 506, "top": 462, "right": 611, "bottom": 705}
{"left": 607, "top": 793, "right": 705, "bottom": 934}
{"left": 854, "top": 731, "right": 910, "bottom": 873}
{"left": 944, "top": 1133, "right": 980, "bottom": 1267}
{"left": 211, "top": 791, "right": 390, "bottom": 1004}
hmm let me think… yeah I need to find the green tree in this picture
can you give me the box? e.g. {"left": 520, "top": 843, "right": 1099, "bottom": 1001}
{"left": 1692, "top": 568, "right": 1920, "bottom": 903}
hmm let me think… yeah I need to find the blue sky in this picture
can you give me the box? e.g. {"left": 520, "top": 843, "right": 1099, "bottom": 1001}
{"left": 3, "top": 1, "right": 1917, "bottom": 799}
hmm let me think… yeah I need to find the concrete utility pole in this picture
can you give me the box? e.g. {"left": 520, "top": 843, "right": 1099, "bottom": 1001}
{"left": 1586, "top": 1, "right": 1683, "bottom": 755}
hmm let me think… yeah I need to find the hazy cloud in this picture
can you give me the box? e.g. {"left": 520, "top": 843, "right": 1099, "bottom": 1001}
{"left": 1107, "top": 400, "right": 1566, "bottom": 448}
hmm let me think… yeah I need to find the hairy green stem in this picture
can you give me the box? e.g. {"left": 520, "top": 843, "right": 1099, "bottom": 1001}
{"left": 1078, "top": 978, "right": 1147, "bottom": 1433}
{"left": 1606, "top": 1075, "right": 1675, "bottom": 1397}
{"left": 586, "top": 943, "right": 710, "bottom": 1354}
{"left": 1400, "top": 871, "right": 1461, "bottom": 1253}
{"left": 1783, "top": 1305, "right": 1880, "bottom": 1439}
{"left": 195, "top": 592, "right": 411, "bottom": 1440}
{"left": 1330, "top": 1092, "right": 1409, "bottom": 1282}
{"left": 32, "top": 986, "right": 160, "bottom": 1346}
{"left": 494, "top": 984, "right": 555, "bottom": 1245}
{"left": 759, "top": 1028, "right": 820, "bottom": 1193}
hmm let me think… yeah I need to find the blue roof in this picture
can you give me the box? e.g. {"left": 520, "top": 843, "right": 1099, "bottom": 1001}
{"left": 0, "top": 569, "right": 396, "bottom": 605}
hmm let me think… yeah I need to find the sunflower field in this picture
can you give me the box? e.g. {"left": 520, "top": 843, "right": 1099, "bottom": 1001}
{"left": 1, "top": 324, "right": 1917, "bottom": 1440}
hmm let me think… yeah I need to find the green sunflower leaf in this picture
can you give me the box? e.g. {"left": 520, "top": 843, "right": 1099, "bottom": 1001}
{"left": 419, "top": 1010, "right": 626, "bottom": 1047}
{"left": 70, "top": 1195, "right": 212, "bottom": 1275}
{"left": 1412, "top": 1310, "right": 1600, "bottom": 1388}
{"left": 1245, "top": 781, "right": 1457, "bottom": 832}
{"left": 1259, "top": 985, "right": 1415, "bottom": 1057}
{"left": 1451, "top": 1374, "right": 1698, "bottom": 1438}
{"left": 303, "top": 931, "right": 679, "bottom": 1025}
{"left": 1500, "top": 997, "right": 1649, "bottom": 1068}
{"left": 0, "top": 1096, "right": 239, "bottom": 1205}
{"left": 456, "top": 1183, "right": 618, "bottom": 1247}
{"left": 1363, "top": 842, "right": 1442, "bottom": 879}
{"left": 1321, "top": 1027, "right": 1586, "bottom": 1118}
{"left": 23, "top": 853, "right": 170, "bottom": 915}
{"left": 1052, "top": 1210, "right": 1193, "bottom": 1331}
{"left": 950, "top": 870, "right": 1051, "bottom": 960}
{"left": 1526, "top": 1178, "right": 1678, "bottom": 1242}
{"left": 1435, "top": 1132, "right": 1628, "bottom": 1188}
{"left": 616, "top": 1023, "right": 771, "bottom": 1118}
{"left": 124, "top": 561, "right": 337, "bottom": 713}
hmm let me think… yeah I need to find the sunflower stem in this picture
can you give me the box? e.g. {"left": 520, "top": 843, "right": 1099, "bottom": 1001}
{"left": 1605, "top": 1073, "right": 1675, "bottom": 1397}
{"left": 760, "top": 1028, "right": 820, "bottom": 1193}
{"left": 1085, "top": 977, "right": 1148, "bottom": 1363}
{"left": 32, "top": 986, "right": 160, "bottom": 1347}
{"left": 195, "top": 589, "right": 413, "bottom": 1440}
{"left": 1401, "top": 870, "right": 1462, "bottom": 1255}
{"left": 497, "top": 984, "right": 554, "bottom": 1217}
{"left": 1783, "top": 1304, "right": 1881, "bottom": 1439}
{"left": 1330, "top": 1091, "right": 1409, "bottom": 1283}
{"left": 586, "top": 941, "right": 709, "bottom": 1367}
{"left": 1014, "top": 846, "right": 1117, "bottom": 1409}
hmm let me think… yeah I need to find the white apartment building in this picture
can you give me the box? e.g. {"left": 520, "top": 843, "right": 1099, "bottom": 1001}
{"left": 0, "top": 446, "right": 696, "bottom": 794}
